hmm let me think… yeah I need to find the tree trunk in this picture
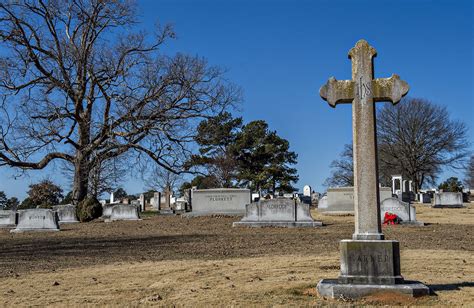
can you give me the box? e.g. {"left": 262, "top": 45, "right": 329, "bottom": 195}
{"left": 72, "top": 151, "right": 90, "bottom": 204}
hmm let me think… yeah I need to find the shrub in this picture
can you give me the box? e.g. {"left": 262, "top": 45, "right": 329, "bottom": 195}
{"left": 18, "top": 197, "right": 35, "bottom": 209}
{"left": 76, "top": 197, "right": 103, "bottom": 222}
{"left": 37, "top": 203, "right": 53, "bottom": 209}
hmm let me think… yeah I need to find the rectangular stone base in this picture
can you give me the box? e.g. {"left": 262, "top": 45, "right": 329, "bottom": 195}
{"left": 104, "top": 218, "right": 142, "bottom": 223}
{"left": 317, "top": 279, "right": 430, "bottom": 299}
{"left": 232, "top": 221, "right": 323, "bottom": 228}
{"left": 11, "top": 228, "right": 59, "bottom": 233}
{"left": 182, "top": 212, "right": 244, "bottom": 217}
{"left": 339, "top": 240, "right": 402, "bottom": 284}
{"left": 0, "top": 224, "right": 16, "bottom": 229}
{"left": 432, "top": 204, "right": 464, "bottom": 208}
{"left": 59, "top": 220, "right": 79, "bottom": 224}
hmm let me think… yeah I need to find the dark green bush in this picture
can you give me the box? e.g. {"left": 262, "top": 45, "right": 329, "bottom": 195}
{"left": 37, "top": 203, "right": 53, "bottom": 209}
{"left": 76, "top": 197, "right": 102, "bottom": 222}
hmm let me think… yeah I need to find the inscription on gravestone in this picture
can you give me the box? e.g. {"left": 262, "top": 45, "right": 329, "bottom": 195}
{"left": 11, "top": 209, "right": 60, "bottom": 232}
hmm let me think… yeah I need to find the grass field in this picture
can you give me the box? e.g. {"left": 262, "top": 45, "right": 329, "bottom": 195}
{"left": 0, "top": 203, "right": 472, "bottom": 306}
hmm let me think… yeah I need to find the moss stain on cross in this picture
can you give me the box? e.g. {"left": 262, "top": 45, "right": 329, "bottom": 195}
{"left": 319, "top": 40, "right": 409, "bottom": 240}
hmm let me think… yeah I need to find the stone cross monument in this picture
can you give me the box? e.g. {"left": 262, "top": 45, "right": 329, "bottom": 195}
{"left": 317, "top": 40, "right": 429, "bottom": 298}
{"left": 159, "top": 186, "right": 174, "bottom": 215}
{"left": 320, "top": 39, "right": 409, "bottom": 240}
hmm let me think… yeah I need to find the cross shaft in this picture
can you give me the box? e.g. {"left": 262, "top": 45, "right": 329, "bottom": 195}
{"left": 319, "top": 40, "right": 409, "bottom": 240}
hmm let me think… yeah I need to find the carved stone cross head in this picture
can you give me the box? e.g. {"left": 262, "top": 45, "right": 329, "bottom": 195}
{"left": 318, "top": 40, "right": 409, "bottom": 240}
{"left": 319, "top": 39, "right": 409, "bottom": 107}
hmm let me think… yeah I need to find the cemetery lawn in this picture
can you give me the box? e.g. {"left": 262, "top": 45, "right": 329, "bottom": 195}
{"left": 0, "top": 204, "right": 472, "bottom": 306}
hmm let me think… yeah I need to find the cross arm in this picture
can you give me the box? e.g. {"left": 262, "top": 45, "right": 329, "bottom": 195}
{"left": 372, "top": 74, "right": 409, "bottom": 104}
{"left": 319, "top": 77, "right": 355, "bottom": 107}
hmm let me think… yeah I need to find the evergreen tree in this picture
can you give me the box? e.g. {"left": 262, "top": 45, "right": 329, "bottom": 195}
{"left": 189, "top": 112, "right": 242, "bottom": 188}
{"left": 232, "top": 120, "right": 298, "bottom": 195}
{"left": 438, "top": 177, "right": 464, "bottom": 192}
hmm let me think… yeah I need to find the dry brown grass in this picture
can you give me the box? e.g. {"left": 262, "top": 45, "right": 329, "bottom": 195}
{"left": 0, "top": 204, "right": 472, "bottom": 306}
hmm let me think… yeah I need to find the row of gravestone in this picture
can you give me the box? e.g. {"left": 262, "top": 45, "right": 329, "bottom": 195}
{"left": 0, "top": 203, "right": 141, "bottom": 232}
{"left": 0, "top": 204, "right": 79, "bottom": 232}
{"left": 0, "top": 208, "right": 61, "bottom": 232}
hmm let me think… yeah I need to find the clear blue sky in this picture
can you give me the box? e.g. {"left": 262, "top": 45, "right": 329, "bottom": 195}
{"left": 0, "top": 0, "right": 472, "bottom": 199}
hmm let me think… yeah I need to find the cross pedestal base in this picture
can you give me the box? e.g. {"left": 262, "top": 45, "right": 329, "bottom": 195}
{"left": 316, "top": 240, "right": 430, "bottom": 299}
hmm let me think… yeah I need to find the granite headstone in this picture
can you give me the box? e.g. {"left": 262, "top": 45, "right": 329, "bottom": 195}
{"left": 233, "top": 198, "right": 322, "bottom": 227}
{"left": 106, "top": 204, "right": 141, "bottom": 222}
{"left": 380, "top": 198, "right": 423, "bottom": 225}
{"left": 0, "top": 210, "right": 16, "bottom": 228}
{"left": 432, "top": 192, "right": 463, "bottom": 208}
{"left": 11, "top": 209, "right": 60, "bottom": 232}
{"left": 53, "top": 204, "right": 79, "bottom": 223}
{"left": 189, "top": 188, "right": 251, "bottom": 216}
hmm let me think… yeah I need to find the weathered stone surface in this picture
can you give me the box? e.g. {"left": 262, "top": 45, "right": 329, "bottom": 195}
{"left": 433, "top": 192, "right": 463, "bottom": 208}
{"left": 320, "top": 40, "right": 409, "bottom": 241}
{"left": 317, "top": 279, "right": 430, "bottom": 299}
{"left": 188, "top": 188, "right": 251, "bottom": 216}
{"left": 53, "top": 204, "right": 79, "bottom": 223}
{"left": 317, "top": 39, "right": 428, "bottom": 299}
{"left": 339, "top": 240, "right": 402, "bottom": 284}
{"left": 319, "top": 187, "right": 392, "bottom": 214}
{"left": 11, "top": 209, "right": 60, "bottom": 232}
{"left": 260, "top": 199, "right": 295, "bottom": 221}
{"left": 318, "top": 196, "right": 328, "bottom": 209}
{"left": 106, "top": 204, "right": 141, "bottom": 222}
{"left": 233, "top": 198, "right": 322, "bottom": 228}
{"left": 102, "top": 204, "right": 114, "bottom": 219}
{"left": 0, "top": 210, "right": 16, "bottom": 228}
{"left": 380, "top": 198, "right": 422, "bottom": 225}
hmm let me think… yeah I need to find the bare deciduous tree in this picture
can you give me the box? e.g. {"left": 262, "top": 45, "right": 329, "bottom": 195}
{"left": 324, "top": 98, "right": 470, "bottom": 191}
{"left": 0, "top": 1, "right": 240, "bottom": 203}
{"left": 377, "top": 98, "right": 469, "bottom": 192}
{"left": 465, "top": 155, "right": 474, "bottom": 189}
{"left": 323, "top": 144, "right": 354, "bottom": 187}
{"left": 144, "top": 166, "right": 183, "bottom": 194}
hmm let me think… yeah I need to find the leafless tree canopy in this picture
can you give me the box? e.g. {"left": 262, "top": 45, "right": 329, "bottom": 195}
{"left": 0, "top": 0, "right": 240, "bottom": 202}
{"left": 465, "top": 155, "right": 474, "bottom": 189}
{"left": 325, "top": 98, "right": 470, "bottom": 191}
{"left": 323, "top": 143, "right": 353, "bottom": 187}
{"left": 144, "top": 166, "right": 183, "bottom": 194}
{"left": 377, "top": 97, "right": 469, "bottom": 191}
